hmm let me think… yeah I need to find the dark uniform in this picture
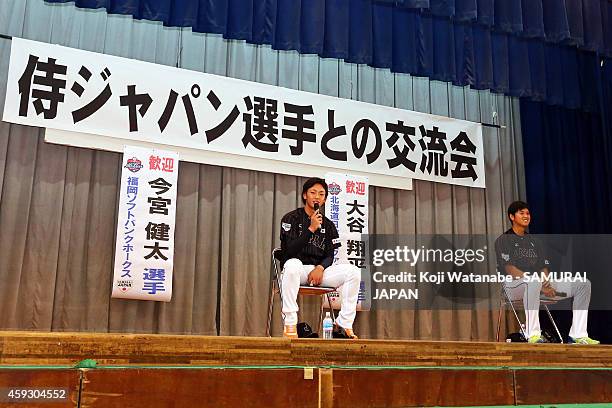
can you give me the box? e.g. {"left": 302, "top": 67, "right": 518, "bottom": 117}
{"left": 279, "top": 208, "right": 340, "bottom": 268}
{"left": 495, "top": 228, "right": 549, "bottom": 274}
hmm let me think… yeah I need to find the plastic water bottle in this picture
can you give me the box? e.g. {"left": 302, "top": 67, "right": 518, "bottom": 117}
{"left": 323, "top": 312, "right": 333, "bottom": 339}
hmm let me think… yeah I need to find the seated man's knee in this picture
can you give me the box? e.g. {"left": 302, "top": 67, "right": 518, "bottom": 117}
{"left": 347, "top": 264, "right": 361, "bottom": 282}
{"left": 283, "top": 258, "right": 303, "bottom": 276}
{"left": 529, "top": 280, "right": 542, "bottom": 290}
{"left": 578, "top": 278, "right": 591, "bottom": 291}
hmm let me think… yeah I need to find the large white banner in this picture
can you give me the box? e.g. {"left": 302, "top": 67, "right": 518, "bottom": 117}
{"left": 112, "top": 145, "right": 179, "bottom": 301}
{"left": 325, "top": 172, "right": 371, "bottom": 311}
{"left": 4, "top": 38, "right": 485, "bottom": 188}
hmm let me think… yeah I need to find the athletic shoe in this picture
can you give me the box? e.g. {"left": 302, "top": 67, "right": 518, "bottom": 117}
{"left": 332, "top": 325, "right": 358, "bottom": 339}
{"left": 568, "top": 336, "right": 600, "bottom": 345}
{"left": 283, "top": 324, "right": 298, "bottom": 339}
{"left": 527, "top": 335, "right": 545, "bottom": 343}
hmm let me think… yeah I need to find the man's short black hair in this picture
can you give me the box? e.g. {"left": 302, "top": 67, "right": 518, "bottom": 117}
{"left": 302, "top": 177, "right": 328, "bottom": 204}
{"left": 507, "top": 200, "right": 529, "bottom": 220}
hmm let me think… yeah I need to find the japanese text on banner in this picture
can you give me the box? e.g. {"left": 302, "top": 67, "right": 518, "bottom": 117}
{"left": 325, "top": 172, "right": 371, "bottom": 311}
{"left": 112, "top": 145, "right": 179, "bottom": 302}
{"left": 4, "top": 38, "right": 485, "bottom": 188}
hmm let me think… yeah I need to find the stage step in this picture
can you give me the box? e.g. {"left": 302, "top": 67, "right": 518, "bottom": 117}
{"left": 0, "top": 331, "right": 611, "bottom": 367}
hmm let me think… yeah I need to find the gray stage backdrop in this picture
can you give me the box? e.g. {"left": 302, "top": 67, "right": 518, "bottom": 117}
{"left": 0, "top": 0, "right": 526, "bottom": 340}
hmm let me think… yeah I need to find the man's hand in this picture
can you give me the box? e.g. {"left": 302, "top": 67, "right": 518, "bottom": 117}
{"left": 541, "top": 284, "right": 556, "bottom": 298}
{"left": 308, "top": 210, "right": 323, "bottom": 233}
{"left": 540, "top": 269, "right": 555, "bottom": 297}
{"left": 308, "top": 266, "right": 324, "bottom": 286}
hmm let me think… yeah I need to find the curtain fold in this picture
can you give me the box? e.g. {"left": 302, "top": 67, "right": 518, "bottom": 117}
{"left": 520, "top": 0, "right": 545, "bottom": 39}
{"left": 493, "top": 0, "right": 522, "bottom": 34}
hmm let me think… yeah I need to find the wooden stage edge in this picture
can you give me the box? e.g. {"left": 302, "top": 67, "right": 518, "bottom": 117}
{"left": 0, "top": 331, "right": 610, "bottom": 367}
{"left": 1, "top": 332, "right": 611, "bottom": 407}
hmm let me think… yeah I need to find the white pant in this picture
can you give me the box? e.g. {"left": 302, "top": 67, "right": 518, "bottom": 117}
{"left": 504, "top": 277, "right": 592, "bottom": 339}
{"left": 281, "top": 258, "right": 361, "bottom": 329}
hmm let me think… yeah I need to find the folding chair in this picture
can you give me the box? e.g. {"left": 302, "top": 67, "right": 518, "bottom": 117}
{"left": 266, "top": 247, "right": 336, "bottom": 337}
{"left": 495, "top": 282, "right": 564, "bottom": 343}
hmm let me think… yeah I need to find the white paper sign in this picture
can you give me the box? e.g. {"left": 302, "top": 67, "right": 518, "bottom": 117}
{"left": 325, "top": 172, "right": 371, "bottom": 311}
{"left": 112, "top": 145, "right": 179, "bottom": 301}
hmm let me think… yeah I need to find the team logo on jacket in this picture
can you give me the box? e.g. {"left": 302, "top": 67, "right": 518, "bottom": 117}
{"left": 282, "top": 222, "right": 291, "bottom": 232}
{"left": 328, "top": 182, "right": 342, "bottom": 195}
{"left": 125, "top": 157, "right": 143, "bottom": 173}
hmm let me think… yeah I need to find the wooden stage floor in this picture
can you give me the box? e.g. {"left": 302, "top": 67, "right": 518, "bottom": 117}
{"left": 0, "top": 331, "right": 610, "bottom": 407}
{"left": 1, "top": 330, "right": 610, "bottom": 367}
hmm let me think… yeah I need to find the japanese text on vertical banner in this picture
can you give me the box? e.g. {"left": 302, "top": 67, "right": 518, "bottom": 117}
{"left": 112, "top": 145, "right": 179, "bottom": 301}
{"left": 4, "top": 38, "right": 484, "bottom": 188}
{"left": 325, "top": 173, "right": 371, "bottom": 311}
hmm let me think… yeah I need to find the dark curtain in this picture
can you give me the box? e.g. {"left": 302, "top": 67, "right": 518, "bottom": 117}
{"left": 521, "top": 53, "right": 611, "bottom": 234}
{"left": 520, "top": 56, "right": 612, "bottom": 343}
{"left": 43, "top": 0, "right": 612, "bottom": 109}
{"left": 521, "top": 100, "right": 612, "bottom": 232}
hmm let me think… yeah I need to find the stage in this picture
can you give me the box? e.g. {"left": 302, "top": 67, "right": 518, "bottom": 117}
{"left": 0, "top": 331, "right": 610, "bottom": 407}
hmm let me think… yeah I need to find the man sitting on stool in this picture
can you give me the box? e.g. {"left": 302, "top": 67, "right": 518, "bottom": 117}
{"left": 495, "top": 201, "right": 599, "bottom": 344}
{"left": 279, "top": 177, "right": 361, "bottom": 339}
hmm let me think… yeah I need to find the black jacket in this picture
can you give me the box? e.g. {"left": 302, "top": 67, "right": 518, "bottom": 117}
{"left": 279, "top": 207, "right": 341, "bottom": 269}
{"left": 495, "top": 228, "right": 550, "bottom": 273}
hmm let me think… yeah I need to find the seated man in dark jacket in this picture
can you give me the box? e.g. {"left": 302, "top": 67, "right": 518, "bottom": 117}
{"left": 495, "top": 201, "right": 598, "bottom": 344}
{"left": 279, "top": 178, "right": 361, "bottom": 339}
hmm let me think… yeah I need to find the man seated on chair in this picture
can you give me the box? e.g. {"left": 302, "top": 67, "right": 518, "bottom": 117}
{"left": 279, "top": 177, "right": 361, "bottom": 339}
{"left": 494, "top": 201, "right": 599, "bottom": 344}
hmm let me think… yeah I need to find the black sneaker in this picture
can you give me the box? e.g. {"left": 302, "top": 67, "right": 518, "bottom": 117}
{"left": 332, "top": 324, "right": 358, "bottom": 339}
